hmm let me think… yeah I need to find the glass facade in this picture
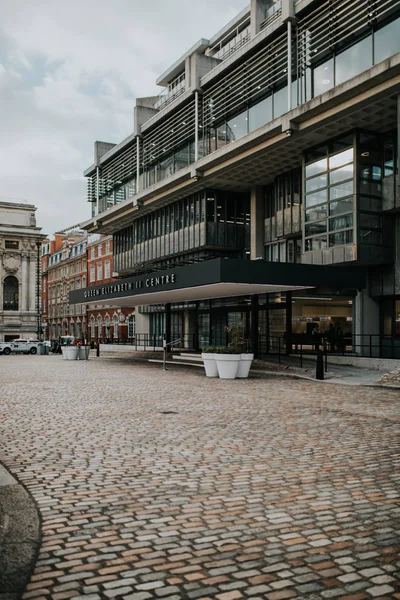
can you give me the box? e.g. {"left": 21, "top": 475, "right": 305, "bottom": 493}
{"left": 304, "top": 138, "right": 355, "bottom": 251}
{"left": 113, "top": 190, "right": 250, "bottom": 273}
{"left": 89, "top": 9, "right": 400, "bottom": 217}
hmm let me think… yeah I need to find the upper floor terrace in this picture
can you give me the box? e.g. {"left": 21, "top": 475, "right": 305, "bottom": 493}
{"left": 84, "top": 0, "right": 400, "bottom": 235}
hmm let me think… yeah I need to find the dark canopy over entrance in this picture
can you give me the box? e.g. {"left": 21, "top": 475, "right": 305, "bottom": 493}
{"left": 69, "top": 258, "right": 366, "bottom": 308}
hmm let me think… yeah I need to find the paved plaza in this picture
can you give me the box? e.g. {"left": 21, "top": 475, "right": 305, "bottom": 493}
{"left": 0, "top": 354, "right": 399, "bottom": 600}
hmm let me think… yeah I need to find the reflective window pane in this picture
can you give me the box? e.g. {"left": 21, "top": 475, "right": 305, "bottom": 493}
{"left": 360, "top": 229, "right": 382, "bottom": 245}
{"left": 305, "top": 220, "right": 327, "bottom": 236}
{"left": 305, "top": 236, "right": 327, "bottom": 251}
{"left": 305, "top": 189, "right": 327, "bottom": 207}
{"left": 329, "top": 180, "right": 353, "bottom": 200}
{"left": 329, "top": 214, "right": 353, "bottom": 231}
{"left": 305, "top": 205, "right": 327, "bottom": 222}
{"left": 329, "top": 230, "right": 353, "bottom": 246}
{"left": 226, "top": 111, "right": 248, "bottom": 143}
{"left": 329, "top": 148, "right": 353, "bottom": 170}
{"left": 273, "top": 86, "right": 288, "bottom": 118}
{"left": 329, "top": 164, "right": 354, "bottom": 186}
{"left": 359, "top": 180, "right": 382, "bottom": 197}
{"left": 329, "top": 197, "right": 353, "bottom": 216}
{"left": 359, "top": 213, "right": 381, "bottom": 229}
{"left": 306, "top": 174, "right": 327, "bottom": 193}
{"left": 313, "top": 58, "right": 334, "bottom": 97}
{"left": 305, "top": 158, "right": 328, "bottom": 179}
{"left": 249, "top": 96, "right": 273, "bottom": 132}
{"left": 374, "top": 17, "right": 400, "bottom": 64}
{"left": 335, "top": 36, "right": 373, "bottom": 85}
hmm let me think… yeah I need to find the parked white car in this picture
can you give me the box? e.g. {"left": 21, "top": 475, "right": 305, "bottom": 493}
{"left": 0, "top": 339, "right": 42, "bottom": 355}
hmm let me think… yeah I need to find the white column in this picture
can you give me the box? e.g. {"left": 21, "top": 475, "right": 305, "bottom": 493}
{"left": 21, "top": 254, "right": 28, "bottom": 312}
{"left": 28, "top": 254, "right": 36, "bottom": 312}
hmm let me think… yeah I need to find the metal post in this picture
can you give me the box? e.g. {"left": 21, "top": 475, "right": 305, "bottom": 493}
{"left": 36, "top": 241, "right": 41, "bottom": 340}
{"left": 194, "top": 91, "right": 199, "bottom": 162}
{"left": 96, "top": 166, "right": 100, "bottom": 215}
{"left": 278, "top": 337, "right": 281, "bottom": 363}
{"left": 300, "top": 344, "right": 303, "bottom": 369}
{"left": 285, "top": 291, "right": 292, "bottom": 356}
{"left": 251, "top": 295, "right": 259, "bottom": 358}
{"left": 316, "top": 350, "right": 324, "bottom": 380}
{"left": 287, "top": 19, "right": 292, "bottom": 113}
{"left": 324, "top": 345, "right": 328, "bottom": 373}
{"left": 162, "top": 338, "right": 167, "bottom": 371}
{"left": 136, "top": 136, "right": 140, "bottom": 194}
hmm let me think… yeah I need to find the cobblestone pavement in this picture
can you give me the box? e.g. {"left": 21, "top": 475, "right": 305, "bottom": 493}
{"left": 1, "top": 354, "right": 399, "bottom": 600}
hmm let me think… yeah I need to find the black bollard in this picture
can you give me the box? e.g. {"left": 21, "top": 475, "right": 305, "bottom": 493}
{"left": 96, "top": 342, "right": 100, "bottom": 357}
{"left": 316, "top": 350, "right": 324, "bottom": 380}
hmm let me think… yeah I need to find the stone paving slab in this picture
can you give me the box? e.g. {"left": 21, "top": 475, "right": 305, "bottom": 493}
{"left": 0, "top": 355, "right": 399, "bottom": 600}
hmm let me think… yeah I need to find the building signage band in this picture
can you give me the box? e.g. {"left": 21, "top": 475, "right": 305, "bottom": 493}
{"left": 83, "top": 273, "right": 176, "bottom": 299}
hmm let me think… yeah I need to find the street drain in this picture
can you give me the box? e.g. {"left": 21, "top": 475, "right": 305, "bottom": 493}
{"left": 160, "top": 411, "right": 178, "bottom": 414}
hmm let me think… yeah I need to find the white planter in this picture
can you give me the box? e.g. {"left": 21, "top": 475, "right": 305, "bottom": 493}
{"left": 216, "top": 354, "right": 241, "bottom": 379}
{"left": 237, "top": 353, "right": 254, "bottom": 378}
{"left": 201, "top": 353, "right": 218, "bottom": 378}
{"left": 61, "top": 346, "right": 79, "bottom": 361}
{"left": 78, "top": 346, "right": 90, "bottom": 360}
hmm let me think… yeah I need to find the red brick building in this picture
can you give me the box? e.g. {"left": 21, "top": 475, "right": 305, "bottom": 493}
{"left": 86, "top": 234, "right": 135, "bottom": 343}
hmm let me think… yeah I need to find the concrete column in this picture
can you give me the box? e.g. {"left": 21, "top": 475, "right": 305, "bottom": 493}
{"left": 354, "top": 288, "right": 380, "bottom": 357}
{"left": 250, "top": 0, "right": 265, "bottom": 37}
{"left": 28, "top": 255, "right": 36, "bottom": 311}
{"left": 250, "top": 186, "right": 265, "bottom": 259}
{"left": 21, "top": 254, "right": 28, "bottom": 311}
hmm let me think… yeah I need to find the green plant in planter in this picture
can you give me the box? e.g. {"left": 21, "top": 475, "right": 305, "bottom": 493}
{"left": 225, "top": 323, "right": 246, "bottom": 354}
{"left": 202, "top": 346, "right": 218, "bottom": 353}
{"left": 213, "top": 346, "right": 235, "bottom": 354}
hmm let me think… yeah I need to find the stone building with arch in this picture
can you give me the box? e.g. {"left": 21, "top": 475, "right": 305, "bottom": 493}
{"left": 0, "top": 201, "right": 46, "bottom": 342}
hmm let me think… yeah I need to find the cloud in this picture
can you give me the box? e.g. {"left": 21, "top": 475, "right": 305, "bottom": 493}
{"left": 0, "top": 0, "right": 248, "bottom": 235}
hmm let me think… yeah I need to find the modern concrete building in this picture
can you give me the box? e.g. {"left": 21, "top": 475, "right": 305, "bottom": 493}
{"left": 0, "top": 201, "right": 46, "bottom": 341}
{"left": 72, "top": 0, "right": 400, "bottom": 358}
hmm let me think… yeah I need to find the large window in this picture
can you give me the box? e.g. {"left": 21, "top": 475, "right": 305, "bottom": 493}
{"left": 304, "top": 139, "right": 354, "bottom": 251}
{"left": 128, "top": 315, "right": 135, "bottom": 338}
{"left": 3, "top": 276, "right": 19, "bottom": 311}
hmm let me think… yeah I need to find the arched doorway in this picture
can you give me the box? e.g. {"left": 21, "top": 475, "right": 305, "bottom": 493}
{"left": 3, "top": 276, "right": 19, "bottom": 311}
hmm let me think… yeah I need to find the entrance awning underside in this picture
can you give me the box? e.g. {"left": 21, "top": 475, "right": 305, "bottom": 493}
{"left": 69, "top": 259, "right": 367, "bottom": 308}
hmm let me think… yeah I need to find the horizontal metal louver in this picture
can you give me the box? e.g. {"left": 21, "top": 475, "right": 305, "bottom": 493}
{"left": 202, "top": 30, "right": 287, "bottom": 128}
{"left": 297, "top": 0, "right": 400, "bottom": 75}
{"left": 87, "top": 175, "right": 96, "bottom": 203}
{"left": 142, "top": 100, "right": 196, "bottom": 167}
{"left": 99, "top": 144, "right": 137, "bottom": 196}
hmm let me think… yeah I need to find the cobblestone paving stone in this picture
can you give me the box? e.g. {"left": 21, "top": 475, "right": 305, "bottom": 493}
{"left": 1, "top": 355, "right": 399, "bottom": 600}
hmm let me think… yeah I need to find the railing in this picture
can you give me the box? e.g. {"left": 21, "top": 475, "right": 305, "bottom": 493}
{"left": 154, "top": 73, "right": 186, "bottom": 111}
{"left": 260, "top": 3, "right": 282, "bottom": 30}
{"left": 259, "top": 334, "right": 400, "bottom": 361}
{"left": 95, "top": 333, "right": 197, "bottom": 352}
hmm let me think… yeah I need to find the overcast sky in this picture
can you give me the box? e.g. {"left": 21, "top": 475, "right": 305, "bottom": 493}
{"left": 0, "top": 0, "right": 248, "bottom": 235}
